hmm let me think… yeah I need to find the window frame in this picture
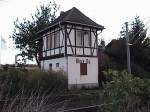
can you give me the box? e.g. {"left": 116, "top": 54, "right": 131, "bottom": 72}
{"left": 76, "top": 30, "right": 83, "bottom": 46}
{"left": 83, "top": 31, "right": 91, "bottom": 47}
{"left": 56, "top": 63, "right": 59, "bottom": 67}
{"left": 55, "top": 31, "right": 60, "bottom": 48}
{"left": 76, "top": 30, "right": 91, "bottom": 47}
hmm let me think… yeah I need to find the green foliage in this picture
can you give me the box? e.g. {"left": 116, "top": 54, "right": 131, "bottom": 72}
{"left": 104, "top": 16, "right": 150, "bottom": 77}
{"left": 100, "top": 69, "right": 150, "bottom": 112}
{"left": 10, "top": 1, "right": 59, "bottom": 67}
{"left": 0, "top": 69, "right": 67, "bottom": 99}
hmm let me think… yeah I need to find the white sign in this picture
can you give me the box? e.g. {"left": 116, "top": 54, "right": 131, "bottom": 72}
{"left": 76, "top": 58, "right": 90, "bottom": 64}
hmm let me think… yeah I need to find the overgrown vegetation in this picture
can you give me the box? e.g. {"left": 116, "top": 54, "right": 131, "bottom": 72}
{"left": 0, "top": 69, "right": 149, "bottom": 111}
{"left": 99, "top": 69, "right": 150, "bottom": 112}
{"left": 99, "top": 16, "right": 150, "bottom": 79}
{"left": 0, "top": 69, "right": 67, "bottom": 99}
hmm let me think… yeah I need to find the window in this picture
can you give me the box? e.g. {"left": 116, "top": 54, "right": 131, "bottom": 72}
{"left": 45, "top": 34, "right": 52, "bottom": 50}
{"left": 83, "top": 31, "right": 91, "bottom": 47}
{"left": 76, "top": 30, "right": 83, "bottom": 46}
{"left": 49, "top": 64, "right": 52, "bottom": 71}
{"left": 55, "top": 31, "right": 60, "bottom": 48}
{"left": 45, "top": 31, "right": 60, "bottom": 49}
{"left": 80, "top": 63, "right": 87, "bottom": 75}
{"left": 76, "top": 30, "right": 91, "bottom": 47}
{"left": 46, "top": 34, "right": 51, "bottom": 49}
{"left": 51, "top": 33, "right": 55, "bottom": 48}
{"left": 56, "top": 63, "right": 59, "bottom": 67}
{"left": 43, "top": 34, "right": 46, "bottom": 50}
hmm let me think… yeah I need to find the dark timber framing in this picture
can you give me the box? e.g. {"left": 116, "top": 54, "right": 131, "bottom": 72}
{"left": 60, "top": 26, "right": 65, "bottom": 53}
{"left": 59, "top": 30, "right": 61, "bottom": 54}
{"left": 75, "top": 26, "right": 77, "bottom": 55}
{"left": 65, "top": 25, "right": 67, "bottom": 56}
{"left": 54, "top": 29, "right": 55, "bottom": 55}
{"left": 37, "top": 7, "right": 105, "bottom": 64}
{"left": 90, "top": 28, "right": 92, "bottom": 56}
{"left": 91, "top": 29, "right": 97, "bottom": 56}
{"left": 40, "top": 23, "right": 99, "bottom": 61}
{"left": 82, "top": 27, "right": 85, "bottom": 56}
{"left": 66, "top": 25, "right": 74, "bottom": 55}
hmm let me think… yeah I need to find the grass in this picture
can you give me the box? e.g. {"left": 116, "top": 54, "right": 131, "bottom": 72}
{"left": 1, "top": 68, "right": 149, "bottom": 112}
{"left": 0, "top": 68, "right": 103, "bottom": 111}
{"left": 0, "top": 88, "right": 103, "bottom": 112}
{"left": 0, "top": 68, "right": 68, "bottom": 99}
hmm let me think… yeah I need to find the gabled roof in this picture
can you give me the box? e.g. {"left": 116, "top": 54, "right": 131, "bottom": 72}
{"left": 39, "top": 7, "right": 104, "bottom": 34}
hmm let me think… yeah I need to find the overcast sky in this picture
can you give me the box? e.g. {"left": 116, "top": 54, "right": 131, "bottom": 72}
{"left": 0, "top": 0, "right": 150, "bottom": 64}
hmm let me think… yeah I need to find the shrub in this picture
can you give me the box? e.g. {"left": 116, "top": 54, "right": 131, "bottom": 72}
{"left": 99, "top": 69, "right": 150, "bottom": 112}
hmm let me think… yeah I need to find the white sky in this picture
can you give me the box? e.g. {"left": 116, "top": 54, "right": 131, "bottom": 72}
{"left": 0, "top": 0, "right": 150, "bottom": 64}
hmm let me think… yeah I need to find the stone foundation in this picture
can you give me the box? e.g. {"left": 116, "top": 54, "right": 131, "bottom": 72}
{"left": 68, "top": 83, "right": 98, "bottom": 90}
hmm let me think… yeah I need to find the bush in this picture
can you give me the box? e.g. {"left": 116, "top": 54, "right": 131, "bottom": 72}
{"left": 0, "top": 69, "right": 67, "bottom": 98}
{"left": 99, "top": 69, "right": 150, "bottom": 112}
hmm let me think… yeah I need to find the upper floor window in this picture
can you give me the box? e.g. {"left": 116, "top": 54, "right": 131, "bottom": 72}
{"left": 46, "top": 31, "right": 60, "bottom": 50}
{"left": 83, "top": 31, "right": 91, "bottom": 47}
{"left": 76, "top": 30, "right": 91, "bottom": 47}
{"left": 46, "top": 34, "right": 51, "bottom": 49}
{"left": 51, "top": 33, "right": 55, "bottom": 48}
{"left": 76, "top": 30, "right": 83, "bottom": 46}
{"left": 55, "top": 31, "right": 60, "bottom": 48}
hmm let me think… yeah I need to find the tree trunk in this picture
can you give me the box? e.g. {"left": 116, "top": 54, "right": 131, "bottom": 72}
{"left": 35, "top": 55, "right": 41, "bottom": 68}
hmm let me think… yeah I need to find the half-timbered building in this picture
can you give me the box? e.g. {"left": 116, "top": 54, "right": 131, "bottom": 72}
{"left": 38, "top": 7, "right": 104, "bottom": 89}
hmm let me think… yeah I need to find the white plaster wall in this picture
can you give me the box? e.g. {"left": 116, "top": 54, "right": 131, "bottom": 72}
{"left": 41, "top": 57, "right": 67, "bottom": 72}
{"left": 84, "top": 48, "right": 91, "bottom": 55}
{"left": 51, "top": 49, "right": 54, "bottom": 55}
{"left": 67, "top": 46, "right": 75, "bottom": 54}
{"left": 47, "top": 51, "right": 50, "bottom": 56}
{"left": 93, "top": 49, "right": 97, "bottom": 56}
{"left": 55, "top": 49, "right": 59, "bottom": 54}
{"left": 76, "top": 48, "right": 83, "bottom": 55}
{"left": 67, "top": 56, "right": 98, "bottom": 85}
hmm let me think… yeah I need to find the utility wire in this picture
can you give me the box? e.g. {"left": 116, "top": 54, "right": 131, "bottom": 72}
{"left": 129, "top": 19, "right": 150, "bottom": 44}
{"left": 132, "top": 24, "right": 150, "bottom": 45}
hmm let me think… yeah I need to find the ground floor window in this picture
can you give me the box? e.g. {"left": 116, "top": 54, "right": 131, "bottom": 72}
{"left": 49, "top": 64, "right": 52, "bottom": 71}
{"left": 80, "top": 63, "right": 87, "bottom": 75}
{"left": 56, "top": 63, "right": 59, "bottom": 67}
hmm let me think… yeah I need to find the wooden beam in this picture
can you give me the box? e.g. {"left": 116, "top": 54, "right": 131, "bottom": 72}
{"left": 91, "top": 29, "right": 97, "bottom": 55}
{"left": 60, "top": 27, "right": 65, "bottom": 54}
{"left": 66, "top": 25, "right": 74, "bottom": 54}
{"left": 65, "top": 25, "right": 67, "bottom": 56}
{"left": 82, "top": 27, "right": 84, "bottom": 56}
{"left": 40, "top": 53, "right": 64, "bottom": 60}
{"left": 90, "top": 28, "right": 92, "bottom": 56}
{"left": 75, "top": 26, "right": 76, "bottom": 55}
